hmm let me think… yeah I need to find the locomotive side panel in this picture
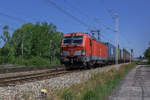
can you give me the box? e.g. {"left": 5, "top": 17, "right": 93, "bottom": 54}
{"left": 90, "top": 40, "right": 107, "bottom": 61}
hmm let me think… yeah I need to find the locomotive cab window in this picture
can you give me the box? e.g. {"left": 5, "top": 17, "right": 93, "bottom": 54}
{"left": 63, "top": 36, "right": 72, "bottom": 45}
{"left": 64, "top": 36, "right": 72, "bottom": 39}
{"left": 72, "top": 36, "right": 83, "bottom": 45}
{"left": 63, "top": 39, "right": 72, "bottom": 45}
{"left": 63, "top": 35, "right": 83, "bottom": 45}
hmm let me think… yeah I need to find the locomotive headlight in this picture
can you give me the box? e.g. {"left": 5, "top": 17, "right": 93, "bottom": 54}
{"left": 81, "top": 50, "right": 85, "bottom": 55}
{"left": 74, "top": 50, "right": 85, "bottom": 55}
{"left": 62, "top": 51, "right": 70, "bottom": 56}
{"left": 74, "top": 50, "right": 81, "bottom": 55}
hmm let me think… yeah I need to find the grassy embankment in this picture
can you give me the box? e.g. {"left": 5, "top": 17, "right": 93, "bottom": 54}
{"left": 46, "top": 62, "right": 136, "bottom": 100}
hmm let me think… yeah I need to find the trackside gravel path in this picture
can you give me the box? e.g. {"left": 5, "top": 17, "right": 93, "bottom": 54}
{"left": 109, "top": 65, "right": 150, "bottom": 100}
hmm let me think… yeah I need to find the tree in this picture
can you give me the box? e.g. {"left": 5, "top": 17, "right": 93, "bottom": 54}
{"left": 12, "top": 22, "right": 62, "bottom": 64}
{"left": 144, "top": 42, "right": 150, "bottom": 63}
{"left": 0, "top": 25, "right": 15, "bottom": 63}
{"left": 0, "top": 22, "right": 63, "bottom": 65}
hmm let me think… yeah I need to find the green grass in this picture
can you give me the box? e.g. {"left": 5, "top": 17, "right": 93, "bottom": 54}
{"left": 19, "top": 62, "right": 136, "bottom": 100}
{"left": 60, "top": 62, "right": 136, "bottom": 100}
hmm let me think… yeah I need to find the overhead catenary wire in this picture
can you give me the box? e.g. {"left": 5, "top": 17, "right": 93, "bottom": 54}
{"left": 62, "top": 0, "right": 100, "bottom": 29}
{"left": 94, "top": 18, "right": 115, "bottom": 32}
{"left": 0, "top": 12, "right": 26, "bottom": 32}
{"left": 97, "top": 0, "right": 133, "bottom": 50}
{"left": 62, "top": 0, "right": 115, "bottom": 32}
{"left": 0, "top": 12, "right": 27, "bottom": 31}
{"left": 0, "top": 12, "right": 26, "bottom": 23}
{"left": 45, "top": 0, "right": 92, "bottom": 31}
{"left": 0, "top": 0, "right": 132, "bottom": 52}
{"left": 45, "top": 0, "right": 114, "bottom": 44}
{"left": 61, "top": 0, "right": 116, "bottom": 44}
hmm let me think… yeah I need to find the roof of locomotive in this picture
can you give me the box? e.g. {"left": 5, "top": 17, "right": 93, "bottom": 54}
{"left": 64, "top": 32, "right": 89, "bottom": 36}
{"left": 63, "top": 32, "right": 130, "bottom": 53}
{"left": 64, "top": 32, "right": 99, "bottom": 41}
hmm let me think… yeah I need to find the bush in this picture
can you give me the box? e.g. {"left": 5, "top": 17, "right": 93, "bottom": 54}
{"left": 0, "top": 56, "right": 8, "bottom": 64}
{"left": 14, "top": 56, "right": 24, "bottom": 65}
{"left": 14, "top": 56, "right": 51, "bottom": 66}
{"left": 50, "top": 57, "right": 60, "bottom": 65}
{"left": 24, "top": 56, "right": 51, "bottom": 66}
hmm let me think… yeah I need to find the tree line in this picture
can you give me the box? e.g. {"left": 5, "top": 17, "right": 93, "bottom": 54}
{"left": 0, "top": 22, "right": 63, "bottom": 66}
{"left": 144, "top": 42, "right": 150, "bottom": 63}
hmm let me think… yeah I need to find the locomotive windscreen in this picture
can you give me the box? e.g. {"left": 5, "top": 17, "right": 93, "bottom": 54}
{"left": 63, "top": 36, "right": 83, "bottom": 45}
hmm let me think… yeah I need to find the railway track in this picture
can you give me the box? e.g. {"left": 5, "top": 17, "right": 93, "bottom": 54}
{"left": 0, "top": 67, "right": 71, "bottom": 87}
{"left": 0, "top": 65, "right": 64, "bottom": 74}
{"left": 0, "top": 63, "right": 128, "bottom": 87}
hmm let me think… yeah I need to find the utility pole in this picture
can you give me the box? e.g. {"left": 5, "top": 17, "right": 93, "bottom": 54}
{"left": 91, "top": 30, "right": 100, "bottom": 41}
{"left": 115, "top": 13, "right": 119, "bottom": 65}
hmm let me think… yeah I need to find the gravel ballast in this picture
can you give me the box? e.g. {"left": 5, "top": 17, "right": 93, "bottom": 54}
{"left": 0, "top": 64, "right": 128, "bottom": 100}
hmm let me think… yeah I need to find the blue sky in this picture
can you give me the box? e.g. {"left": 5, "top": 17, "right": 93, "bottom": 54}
{"left": 0, "top": 0, "right": 150, "bottom": 57}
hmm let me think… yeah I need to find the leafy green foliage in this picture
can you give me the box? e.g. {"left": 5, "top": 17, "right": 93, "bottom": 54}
{"left": 24, "top": 56, "right": 51, "bottom": 66}
{"left": 144, "top": 45, "right": 150, "bottom": 63}
{"left": 0, "top": 22, "right": 63, "bottom": 66}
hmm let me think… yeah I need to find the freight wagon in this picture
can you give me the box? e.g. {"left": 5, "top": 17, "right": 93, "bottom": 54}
{"left": 105, "top": 42, "right": 116, "bottom": 64}
{"left": 118, "top": 48, "right": 121, "bottom": 63}
{"left": 120, "top": 49, "right": 124, "bottom": 63}
{"left": 123, "top": 49, "right": 130, "bottom": 62}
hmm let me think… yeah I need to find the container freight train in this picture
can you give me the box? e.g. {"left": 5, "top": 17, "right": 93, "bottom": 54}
{"left": 60, "top": 32, "right": 131, "bottom": 69}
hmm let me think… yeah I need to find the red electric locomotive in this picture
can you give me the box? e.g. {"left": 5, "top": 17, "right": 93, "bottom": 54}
{"left": 60, "top": 32, "right": 108, "bottom": 68}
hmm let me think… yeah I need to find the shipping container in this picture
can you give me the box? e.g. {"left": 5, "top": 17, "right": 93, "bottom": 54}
{"left": 120, "top": 49, "right": 124, "bottom": 61}
{"left": 123, "top": 48, "right": 130, "bottom": 62}
{"left": 105, "top": 42, "right": 116, "bottom": 61}
{"left": 118, "top": 48, "right": 121, "bottom": 61}
{"left": 126, "top": 51, "right": 130, "bottom": 61}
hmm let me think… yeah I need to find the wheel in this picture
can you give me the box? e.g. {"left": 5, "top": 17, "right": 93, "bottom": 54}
{"left": 87, "top": 62, "right": 94, "bottom": 69}
{"left": 64, "top": 64, "right": 72, "bottom": 70}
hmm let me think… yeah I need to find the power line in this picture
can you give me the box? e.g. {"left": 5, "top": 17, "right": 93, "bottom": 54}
{"left": 61, "top": 0, "right": 116, "bottom": 44}
{"left": 101, "top": 33, "right": 115, "bottom": 43}
{"left": 0, "top": 12, "right": 25, "bottom": 23}
{"left": 62, "top": 1, "right": 100, "bottom": 29}
{"left": 62, "top": 0, "right": 116, "bottom": 32}
{"left": 45, "top": 0, "right": 114, "bottom": 44}
{"left": 0, "top": 12, "right": 26, "bottom": 31}
{"left": 45, "top": 0, "right": 92, "bottom": 30}
{"left": 94, "top": 18, "right": 115, "bottom": 32}
{"left": 97, "top": 0, "right": 133, "bottom": 50}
